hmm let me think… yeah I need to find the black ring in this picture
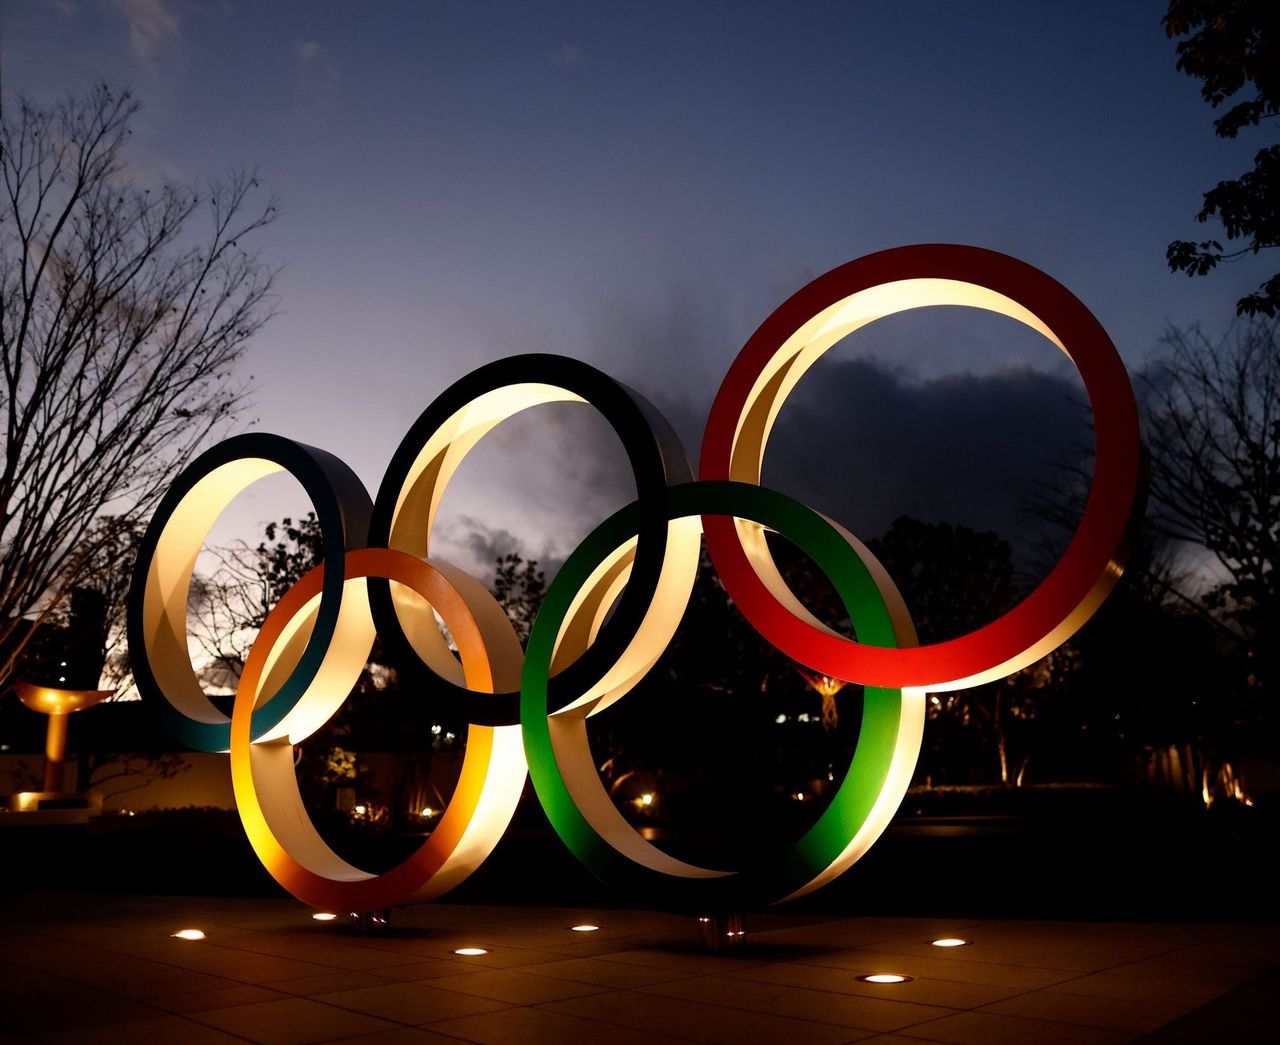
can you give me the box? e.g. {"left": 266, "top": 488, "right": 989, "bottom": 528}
{"left": 368, "top": 354, "right": 691, "bottom": 725}
{"left": 127, "top": 433, "right": 371, "bottom": 752}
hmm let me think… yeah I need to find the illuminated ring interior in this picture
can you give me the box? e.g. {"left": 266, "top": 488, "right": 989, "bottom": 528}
{"left": 700, "top": 243, "right": 1144, "bottom": 691}
{"left": 521, "top": 480, "right": 925, "bottom": 911}
{"left": 369, "top": 353, "right": 700, "bottom": 726}
{"left": 126, "top": 434, "right": 372, "bottom": 753}
{"left": 230, "top": 547, "right": 527, "bottom": 911}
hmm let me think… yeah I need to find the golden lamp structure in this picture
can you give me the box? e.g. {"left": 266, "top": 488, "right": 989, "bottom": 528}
{"left": 11, "top": 681, "right": 112, "bottom": 809}
{"left": 128, "top": 244, "right": 1145, "bottom": 915}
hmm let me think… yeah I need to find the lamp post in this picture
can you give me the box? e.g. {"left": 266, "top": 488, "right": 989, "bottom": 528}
{"left": 13, "top": 681, "right": 112, "bottom": 801}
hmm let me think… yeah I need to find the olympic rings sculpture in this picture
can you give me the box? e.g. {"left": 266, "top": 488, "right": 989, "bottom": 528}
{"left": 127, "top": 244, "right": 1145, "bottom": 913}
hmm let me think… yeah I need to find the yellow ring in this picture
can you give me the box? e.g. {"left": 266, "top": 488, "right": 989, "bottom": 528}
{"left": 229, "top": 547, "right": 527, "bottom": 910}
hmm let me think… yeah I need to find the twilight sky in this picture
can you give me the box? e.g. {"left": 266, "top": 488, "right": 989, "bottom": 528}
{"left": 2, "top": 0, "right": 1267, "bottom": 583}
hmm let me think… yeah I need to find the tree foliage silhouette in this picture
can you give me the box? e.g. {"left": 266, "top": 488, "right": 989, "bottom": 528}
{"left": 1165, "top": 0, "right": 1280, "bottom": 316}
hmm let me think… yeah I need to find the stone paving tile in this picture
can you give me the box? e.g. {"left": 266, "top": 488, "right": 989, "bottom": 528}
{"left": 319, "top": 937, "right": 465, "bottom": 963}
{"left": 424, "top": 968, "right": 608, "bottom": 1005}
{"left": 1103, "top": 953, "right": 1262, "bottom": 988}
{"left": 894, "top": 1010, "right": 1136, "bottom": 1045}
{"left": 1044, "top": 970, "right": 1230, "bottom": 1007}
{"left": 367, "top": 960, "right": 463, "bottom": 982}
{"left": 429, "top": 1005, "right": 698, "bottom": 1045}
{"left": 313, "top": 981, "right": 512, "bottom": 1024}
{"left": 635, "top": 974, "right": 956, "bottom": 1033}
{"left": 977, "top": 989, "right": 1194, "bottom": 1035}
{"left": 205, "top": 930, "right": 419, "bottom": 971}
{"left": 151, "top": 983, "right": 293, "bottom": 1013}
{"left": 146, "top": 944, "right": 335, "bottom": 984}
{"left": 1146, "top": 937, "right": 1280, "bottom": 972}
{"left": 263, "top": 969, "right": 396, "bottom": 996}
{"left": 0, "top": 966, "right": 163, "bottom": 1035}
{"left": 512, "top": 931, "right": 691, "bottom": 957}
{"left": 190, "top": 996, "right": 401, "bottom": 1044}
{"left": 427, "top": 946, "right": 582, "bottom": 971}
{"left": 186, "top": 993, "right": 399, "bottom": 1045}
{"left": 544, "top": 988, "right": 872, "bottom": 1044}
{"left": 930, "top": 923, "right": 1237, "bottom": 967}
{"left": 792, "top": 948, "right": 1072, "bottom": 989}
{"left": 5, "top": 897, "right": 1278, "bottom": 1045}
{"left": 16, "top": 944, "right": 242, "bottom": 1000}
{"left": 40, "top": 1014, "right": 252, "bottom": 1044}
{"left": 339, "top": 1030, "right": 485, "bottom": 1045}
{"left": 519, "top": 954, "right": 688, "bottom": 988}
{"left": 747, "top": 919, "right": 984, "bottom": 953}
{"left": 872, "top": 922, "right": 1218, "bottom": 974}
{"left": 722, "top": 959, "right": 1025, "bottom": 1009}
{"left": 859, "top": 1037, "right": 944, "bottom": 1045}
{"left": 591, "top": 945, "right": 770, "bottom": 975}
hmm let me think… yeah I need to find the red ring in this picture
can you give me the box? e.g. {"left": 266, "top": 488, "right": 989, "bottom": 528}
{"left": 699, "top": 243, "right": 1144, "bottom": 689}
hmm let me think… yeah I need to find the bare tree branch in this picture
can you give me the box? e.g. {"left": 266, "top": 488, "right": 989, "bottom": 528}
{"left": 0, "top": 85, "right": 277, "bottom": 689}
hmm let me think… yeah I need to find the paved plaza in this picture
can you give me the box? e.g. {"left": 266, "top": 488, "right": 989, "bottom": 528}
{"left": 1, "top": 892, "right": 1277, "bottom": 1043}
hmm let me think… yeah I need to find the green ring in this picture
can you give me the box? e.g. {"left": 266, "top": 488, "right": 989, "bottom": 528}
{"left": 521, "top": 480, "right": 908, "bottom": 911}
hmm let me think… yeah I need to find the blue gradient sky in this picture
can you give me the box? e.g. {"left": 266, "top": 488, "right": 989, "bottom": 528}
{"left": 3, "top": 1, "right": 1264, "bottom": 577}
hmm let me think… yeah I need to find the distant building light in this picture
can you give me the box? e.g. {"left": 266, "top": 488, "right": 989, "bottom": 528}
{"left": 639, "top": 792, "right": 654, "bottom": 806}
{"left": 774, "top": 714, "right": 787, "bottom": 724}
{"left": 353, "top": 804, "right": 367, "bottom": 815}
{"left": 797, "top": 712, "right": 810, "bottom": 722}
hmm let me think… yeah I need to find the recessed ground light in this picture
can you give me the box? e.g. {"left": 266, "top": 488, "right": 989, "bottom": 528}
{"left": 312, "top": 913, "right": 338, "bottom": 922}
{"left": 171, "top": 929, "right": 206, "bottom": 941}
{"left": 930, "top": 937, "right": 970, "bottom": 948}
{"left": 857, "top": 974, "right": 913, "bottom": 984}
{"left": 453, "top": 947, "right": 488, "bottom": 956}
{"left": 570, "top": 924, "right": 599, "bottom": 932}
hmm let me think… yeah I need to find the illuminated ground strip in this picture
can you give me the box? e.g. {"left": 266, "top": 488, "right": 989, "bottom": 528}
{"left": 128, "top": 243, "right": 1143, "bottom": 912}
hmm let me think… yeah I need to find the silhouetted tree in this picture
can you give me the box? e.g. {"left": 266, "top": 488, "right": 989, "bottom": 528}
{"left": 868, "top": 517, "right": 1033, "bottom": 786}
{"left": 1032, "top": 321, "right": 1278, "bottom": 799}
{"left": 1144, "top": 320, "right": 1280, "bottom": 738}
{"left": 188, "top": 512, "right": 324, "bottom": 678}
{"left": 489, "top": 552, "right": 546, "bottom": 645}
{"left": 1164, "top": 0, "right": 1280, "bottom": 316}
{"left": 0, "top": 85, "right": 277, "bottom": 690}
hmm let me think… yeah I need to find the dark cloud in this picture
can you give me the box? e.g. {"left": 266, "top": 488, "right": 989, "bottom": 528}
{"left": 429, "top": 349, "right": 1094, "bottom": 589}
{"left": 755, "top": 357, "right": 1091, "bottom": 570}
{"left": 633, "top": 354, "right": 1092, "bottom": 583}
